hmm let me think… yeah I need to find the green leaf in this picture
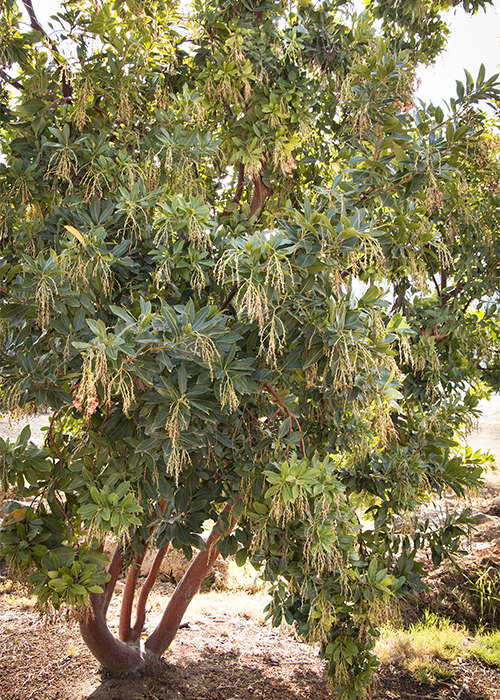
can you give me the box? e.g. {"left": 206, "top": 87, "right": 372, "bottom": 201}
{"left": 178, "top": 364, "right": 187, "bottom": 394}
{"left": 235, "top": 548, "right": 248, "bottom": 567}
{"left": 278, "top": 417, "right": 291, "bottom": 439}
{"left": 391, "top": 142, "right": 406, "bottom": 163}
{"left": 78, "top": 503, "right": 99, "bottom": 519}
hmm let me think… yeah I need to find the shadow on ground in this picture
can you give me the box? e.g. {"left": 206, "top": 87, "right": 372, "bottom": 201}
{"left": 85, "top": 646, "right": 330, "bottom": 700}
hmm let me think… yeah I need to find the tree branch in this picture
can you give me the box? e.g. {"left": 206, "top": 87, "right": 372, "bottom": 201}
{"left": 145, "top": 504, "right": 237, "bottom": 657}
{"left": 120, "top": 498, "right": 169, "bottom": 642}
{"left": 119, "top": 551, "right": 147, "bottom": 642}
{"left": 233, "top": 161, "right": 245, "bottom": 204}
{"left": 440, "top": 282, "right": 464, "bottom": 306}
{"left": 262, "top": 381, "right": 307, "bottom": 458}
{"left": 22, "top": 0, "right": 46, "bottom": 34}
{"left": 219, "top": 283, "right": 239, "bottom": 312}
{"left": 250, "top": 172, "right": 273, "bottom": 218}
{"left": 145, "top": 530, "right": 222, "bottom": 656}
{"left": 21, "top": 0, "right": 72, "bottom": 100}
{"left": 219, "top": 161, "right": 246, "bottom": 220}
{"left": 0, "top": 69, "right": 24, "bottom": 92}
{"left": 104, "top": 546, "right": 124, "bottom": 611}
{"left": 132, "top": 544, "right": 170, "bottom": 638}
{"left": 80, "top": 590, "right": 148, "bottom": 673}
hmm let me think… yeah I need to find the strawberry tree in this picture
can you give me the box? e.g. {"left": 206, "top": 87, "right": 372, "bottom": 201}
{"left": 0, "top": 0, "right": 499, "bottom": 697}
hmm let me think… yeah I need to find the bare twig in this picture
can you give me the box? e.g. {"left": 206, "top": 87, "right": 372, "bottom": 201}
{"left": 262, "top": 381, "right": 306, "bottom": 458}
{"left": 219, "top": 283, "right": 239, "bottom": 312}
{"left": 0, "top": 69, "right": 24, "bottom": 91}
{"left": 21, "top": 0, "right": 72, "bottom": 100}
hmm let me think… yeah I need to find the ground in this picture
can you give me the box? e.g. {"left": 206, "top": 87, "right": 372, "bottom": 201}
{"left": 1, "top": 399, "right": 500, "bottom": 700}
{"left": 1, "top": 584, "right": 500, "bottom": 700}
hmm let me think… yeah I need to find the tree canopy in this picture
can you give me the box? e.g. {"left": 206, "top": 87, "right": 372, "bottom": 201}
{"left": 1, "top": 0, "right": 500, "bottom": 697}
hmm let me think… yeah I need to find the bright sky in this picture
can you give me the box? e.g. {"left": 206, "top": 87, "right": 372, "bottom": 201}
{"left": 416, "top": 2, "right": 500, "bottom": 106}
{"left": 30, "top": 0, "right": 500, "bottom": 109}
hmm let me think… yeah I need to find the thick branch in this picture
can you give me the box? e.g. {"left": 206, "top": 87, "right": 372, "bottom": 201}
{"left": 0, "top": 69, "right": 24, "bottom": 91}
{"left": 78, "top": 546, "right": 152, "bottom": 673}
{"left": 21, "top": 0, "right": 72, "bottom": 100}
{"left": 22, "top": 0, "right": 46, "bottom": 34}
{"left": 219, "top": 162, "right": 246, "bottom": 220}
{"left": 121, "top": 499, "right": 169, "bottom": 642}
{"left": 80, "top": 591, "right": 149, "bottom": 673}
{"left": 233, "top": 161, "right": 246, "bottom": 204}
{"left": 250, "top": 172, "right": 273, "bottom": 218}
{"left": 440, "top": 282, "right": 464, "bottom": 306}
{"left": 104, "top": 546, "right": 124, "bottom": 611}
{"left": 132, "top": 544, "right": 170, "bottom": 638}
{"left": 119, "top": 551, "right": 147, "bottom": 642}
{"left": 145, "top": 530, "right": 222, "bottom": 656}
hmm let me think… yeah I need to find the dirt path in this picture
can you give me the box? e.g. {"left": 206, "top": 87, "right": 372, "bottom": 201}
{"left": 0, "top": 413, "right": 49, "bottom": 448}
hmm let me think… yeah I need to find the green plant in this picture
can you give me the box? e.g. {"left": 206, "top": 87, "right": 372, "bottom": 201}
{"left": 467, "top": 568, "right": 500, "bottom": 625}
{"left": 65, "top": 641, "right": 79, "bottom": 658}
{"left": 377, "top": 612, "right": 467, "bottom": 682}
{"left": 377, "top": 612, "right": 500, "bottom": 681}
{"left": 415, "top": 662, "right": 454, "bottom": 683}
{"left": 470, "top": 630, "right": 500, "bottom": 667}
{"left": 1, "top": 0, "right": 499, "bottom": 697}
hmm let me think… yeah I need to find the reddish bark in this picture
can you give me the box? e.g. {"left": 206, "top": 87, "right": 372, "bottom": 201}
{"left": 104, "top": 546, "right": 124, "bottom": 610}
{"left": 145, "top": 529, "right": 222, "bottom": 656}
{"left": 79, "top": 527, "right": 226, "bottom": 673}
{"left": 79, "top": 546, "right": 148, "bottom": 672}
{"left": 250, "top": 173, "right": 273, "bottom": 218}
{"left": 132, "top": 544, "right": 170, "bottom": 639}
{"left": 219, "top": 162, "right": 246, "bottom": 220}
{"left": 79, "top": 588, "right": 150, "bottom": 673}
{"left": 119, "top": 551, "right": 147, "bottom": 642}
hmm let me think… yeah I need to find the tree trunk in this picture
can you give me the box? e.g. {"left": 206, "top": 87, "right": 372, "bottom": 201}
{"left": 79, "top": 590, "right": 152, "bottom": 673}
{"left": 79, "top": 529, "right": 223, "bottom": 673}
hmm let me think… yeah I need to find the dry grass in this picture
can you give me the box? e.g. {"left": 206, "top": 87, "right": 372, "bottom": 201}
{"left": 186, "top": 589, "right": 272, "bottom": 624}
{"left": 376, "top": 611, "right": 500, "bottom": 683}
{"left": 0, "top": 577, "right": 38, "bottom": 609}
{"left": 140, "top": 586, "right": 272, "bottom": 627}
{"left": 145, "top": 561, "right": 272, "bottom": 626}
{"left": 377, "top": 613, "right": 467, "bottom": 660}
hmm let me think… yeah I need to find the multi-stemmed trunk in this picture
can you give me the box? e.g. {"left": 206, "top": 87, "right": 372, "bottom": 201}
{"left": 79, "top": 529, "right": 222, "bottom": 673}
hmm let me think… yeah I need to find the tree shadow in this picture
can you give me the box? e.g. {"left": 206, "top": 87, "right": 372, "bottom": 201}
{"left": 84, "top": 645, "right": 330, "bottom": 700}
{"left": 85, "top": 652, "right": 495, "bottom": 700}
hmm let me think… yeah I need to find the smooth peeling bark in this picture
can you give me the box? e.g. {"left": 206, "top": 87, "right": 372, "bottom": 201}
{"left": 79, "top": 535, "right": 221, "bottom": 673}
{"left": 250, "top": 172, "right": 273, "bottom": 217}
{"left": 103, "top": 546, "right": 124, "bottom": 611}
{"left": 145, "top": 530, "right": 222, "bottom": 657}
{"left": 120, "top": 501, "right": 169, "bottom": 642}
{"left": 79, "top": 546, "right": 151, "bottom": 673}
{"left": 79, "top": 590, "right": 151, "bottom": 673}
{"left": 119, "top": 551, "right": 146, "bottom": 643}
{"left": 132, "top": 544, "right": 170, "bottom": 639}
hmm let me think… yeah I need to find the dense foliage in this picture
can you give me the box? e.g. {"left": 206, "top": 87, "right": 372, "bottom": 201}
{"left": 1, "top": 0, "right": 499, "bottom": 696}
